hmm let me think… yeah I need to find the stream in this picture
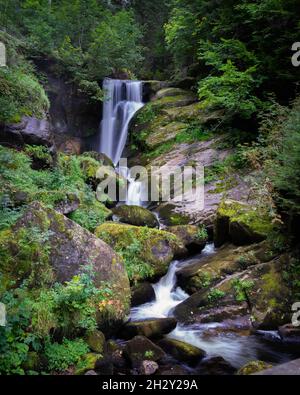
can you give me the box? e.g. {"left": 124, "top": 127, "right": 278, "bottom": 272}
{"left": 99, "top": 78, "right": 299, "bottom": 372}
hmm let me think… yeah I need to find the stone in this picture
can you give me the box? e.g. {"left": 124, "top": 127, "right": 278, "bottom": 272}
{"left": 196, "top": 356, "right": 236, "bottom": 375}
{"left": 85, "top": 370, "right": 98, "bottom": 375}
{"left": 0, "top": 116, "right": 53, "bottom": 148}
{"left": 157, "top": 365, "right": 189, "bottom": 375}
{"left": 166, "top": 225, "right": 207, "bottom": 253}
{"left": 237, "top": 360, "right": 273, "bottom": 375}
{"left": 0, "top": 202, "right": 130, "bottom": 329}
{"left": 85, "top": 330, "right": 106, "bottom": 353}
{"left": 58, "top": 137, "right": 82, "bottom": 155}
{"left": 120, "top": 318, "right": 177, "bottom": 339}
{"left": 95, "top": 222, "right": 186, "bottom": 279}
{"left": 54, "top": 192, "right": 80, "bottom": 215}
{"left": 278, "top": 324, "right": 300, "bottom": 343}
{"left": 112, "top": 205, "right": 159, "bottom": 228}
{"left": 75, "top": 353, "right": 103, "bottom": 375}
{"left": 158, "top": 338, "right": 206, "bottom": 364}
{"left": 131, "top": 282, "right": 155, "bottom": 307}
{"left": 139, "top": 360, "right": 159, "bottom": 375}
{"left": 124, "top": 336, "right": 166, "bottom": 367}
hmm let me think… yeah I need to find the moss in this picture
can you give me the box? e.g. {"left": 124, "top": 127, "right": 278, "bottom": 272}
{"left": 75, "top": 353, "right": 103, "bottom": 375}
{"left": 69, "top": 199, "right": 111, "bottom": 232}
{"left": 237, "top": 360, "right": 272, "bottom": 375}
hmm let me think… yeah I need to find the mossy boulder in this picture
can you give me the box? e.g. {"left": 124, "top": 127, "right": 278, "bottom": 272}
{"left": 120, "top": 318, "right": 177, "bottom": 339}
{"left": 156, "top": 203, "right": 192, "bottom": 226}
{"left": 95, "top": 222, "right": 186, "bottom": 280}
{"left": 85, "top": 330, "right": 106, "bottom": 354}
{"left": 124, "top": 336, "right": 166, "bottom": 367}
{"left": 112, "top": 205, "right": 159, "bottom": 228}
{"left": 163, "top": 103, "right": 224, "bottom": 124}
{"left": 75, "top": 353, "right": 103, "bottom": 375}
{"left": 157, "top": 338, "right": 206, "bottom": 364}
{"left": 237, "top": 360, "right": 273, "bottom": 375}
{"left": 145, "top": 121, "right": 188, "bottom": 149}
{"left": 154, "top": 88, "right": 192, "bottom": 100}
{"left": 81, "top": 151, "right": 114, "bottom": 168}
{"left": 166, "top": 225, "right": 207, "bottom": 253}
{"left": 0, "top": 202, "right": 130, "bottom": 328}
{"left": 214, "top": 200, "right": 273, "bottom": 247}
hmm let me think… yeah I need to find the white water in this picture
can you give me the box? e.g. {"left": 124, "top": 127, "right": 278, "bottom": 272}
{"left": 131, "top": 243, "right": 215, "bottom": 320}
{"left": 100, "top": 78, "right": 144, "bottom": 166}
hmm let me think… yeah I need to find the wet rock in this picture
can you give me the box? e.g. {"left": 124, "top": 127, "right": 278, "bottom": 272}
{"left": 85, "top": 330, "right": 106, "bottom": 354}
{"left": 85, "top": 370, "right": 98, "bottom": 375}
{"left": 158, "top": 338, "right": 206, "bottom": 365}
{"left": 75, "top": 353, "right": 103, "bottom": 375}
{"left": 0, "top": 202, "right": 130, "bottom": 329}
{"left": 54, "top": 192, "right": 80, "bottom": 215}
{"left": 237, "top": 360, "right": 273, "bottom": 375}
{"left": 95, "top": 356, "right": 114, "bottom": 375}
{"left": 95, "top": 222, "right": 186, "bottom": 279}
{"left": 157, "top": 365, "right": 190, "bottom": 375}
{"left": 131, "top": 282, "right": 155, "bottom": 307}
{"left": 166, "top": 225, "right": 207, "bottom": 253}
{"left": 112, "top": 205, "right": 159, "bottom": 228}
{"left": 194, "top": 304, "right": 249, "bottom": 324}
{"left": 173, "top": 290, "right": 209, "bottom": 323}
{"left": 196, "top": 356, "right": 236, "bottom": 375}
{"left": 0, "top": 116, "right": 53, "bottom": 148}
{"left": 278, "top": 324, "right": 300, "bottom": 343}
{"left": 138, "top": 360, "right": 159, "bottom": 375}
{"left": 214, "top": 200, "right": 273, "bottom": 247}
{"left": 156, "top": 203, "right": 192, "bottom": 226}
{"left": 124, "top": 336, "right": 166, "bottom": 366}
{"left": 120, "top": 318, "right": 177, "bottom": 339}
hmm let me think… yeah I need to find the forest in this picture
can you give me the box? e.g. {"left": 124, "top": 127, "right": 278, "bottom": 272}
{"left": 0, "top": 0, "right": 300, "bottom": 377}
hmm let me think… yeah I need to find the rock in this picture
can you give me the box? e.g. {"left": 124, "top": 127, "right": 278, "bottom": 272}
{"left": 214, "top": 200, "right": 273, "bottom": 247}
{"left": 0, "top": 202, "right": 130, "bottom": 329}
{"left": 196, "top": 356, "right": 236, "bottom": 375}
{"left": 237, "top": 360, "right": 273, "bottom": 375}
{"left": 173, "top": 290, "right": 209, "bottom": 323}
{"left": 112, "top": 205, "right": 159, "bottom": 228}
{"left": 82, "top": 151, "right": 114, "bottom": 168}
{"left": 166, "top": 225, "right": 207, "bottom": 253}
{"left": 157, "top": 365, "right": 189, "bottom": 375}
{"left": 124, "top": 336, "right": 166, "bottom": 367}
{"left": 172, "top": 77, "right": 196, "bottom": 90}
{"left": 151, "top": 92, "right": 197, "bottom": 109}
{"left": 95, "top": 222, "right": 186, "bottom": 279}
{"left": 158, "top": 338, "right": 206, "bottom": 365}
{"left": 85, "top": 370, "right": 98, "bottom": 375}
{"left": 156, "top": 203, "right": 192, "bottom": 226}
{"left": 154, "top": 88, "right": 192, "bottom": 100}
{"left": 142, "top": 81, "right": 170, "bottom": 101}
{"left": 278, "top": 324, "right": 300, "bottom": 343}
{"left": 138, "top": 360, "right": 159, "bottom": 375}
{"left": 85, "top": 330, "right": 106, "bottom": 353}
{"left": 120, "top": 318, "right": 177, "bottom": 339}
{"left": 54, "top": 192, "right": 80, "bottom": 215}
{"left": 75, "top": 353, "right": 103, "bottom": 375}
{"left": 131, "top": 282, "right": 155, "bottom": 307}
{"left": 95, "top": 356, "right": 114, "bottom": 375}
{"left": 58, "top": 137, "right": 82, "bottom": 155}
{"left": 164, "top": 103, "right": 223, "bottom": 124}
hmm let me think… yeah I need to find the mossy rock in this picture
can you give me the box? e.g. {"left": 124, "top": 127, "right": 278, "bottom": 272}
{"left": 157, "top": 338, "right": 206, "bottom": 364}
{"left": 95, "top": 222, "right": 186, "bottom": 279}
{"left": 163, "top": 103, "right": 224, "bottom": 124}
{"left": 0, "top": 202, "right": 130, "bottom": 328}
{"left": 124, "top": 336, "right": 166, "bottom": 367}
{"left": 81, "top": 151, "right": 114, "bottom": 168}
{"left": 214, "top": 200, "right": 274, "bottom": 247}
{"left": 120, "top": 318, "right": 177, "bottom": 339}
{"left": 75, "top": 353, "right": 103, "bottom": 375}
{"left": 112, "top": 205, "right": 159, "bottom": 228}
{"left": 237, "top": 360, "right": 273, "bottom": 375}
{"left": 145, "top": 121, "right": 188, "bottom": 149}
{"left": 85, "top": 330, "right": 106, "bottom": 354}
{"left": 154, "top": 88, "right": 195, "bottom": 100}
{"left": 166, "top": 225, "right": 207, "bottom": 253}
{"left": 151, "top": 93, "right": 197, "bottom": 109}
{"left": 156, "top": 203, "right": 192, "bottom": 226}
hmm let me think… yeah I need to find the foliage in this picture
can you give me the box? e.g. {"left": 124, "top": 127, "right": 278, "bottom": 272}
{"left": 232, "top": 279, "right": 254, "bottom": 303}
{"left": 207, "top": 289, "right": 225, "bottom": 303}
{"left": 44, "top": 338, "right": 89, "bottom": 372}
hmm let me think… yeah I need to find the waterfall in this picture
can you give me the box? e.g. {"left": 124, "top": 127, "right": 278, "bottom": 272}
{"left": 99, "top": 78, "right": 144, "bottom": 166}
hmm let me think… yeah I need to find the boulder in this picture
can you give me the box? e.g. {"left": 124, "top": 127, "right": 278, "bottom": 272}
{"left": 112, "top": 205, "right": 159, "bottom": 228}
{"left": 82, "top": 151, "right": 114, "bottom": 168}
{"left": 138, "top": 360, "right": 159, "bottom": 375}
{"left": 54, "top": 192, "right": 80, "bottom": 215}
{"left": 95, "top": 222, "right": 186, "bottom": 279}
{"left": 120, "top": 318, "right": 177, "bottom": 339}
{"left": 85, "top": 330, "right": 106, "bottom": 354}
{"left": 196, "top": 356, "right": 236, "bottom": 375}
{"left": 157, "top": 365, "right": 189, "bottom": 375}
{"left": 166, "top": 225, "right": 207, "bottom": 253}
{"left": 0, "top": 202, "right": 130, "bottom": 328}
{"left": 0, "top": 116, "right": 53, "bottom": 148}
{"left": 156, "top": 203, "right": 192, "bottom": 226}
{"left": 157, "top": 338, "right": 206, "bottom": 364}
{"left": 75, "top": 353, "right": 103, "bottom": 375}
{"left": 124, "top": 336, "right": 166, "bottom": 367}
{"left": 237, "top": 360, "right": 273, "bottom": 375}
{"left": 131, "top": 282, "right": 155, "bottom": 307}
{"left": 214, "top": 200, "right": 273, "bottom": 247}
{"left": 278, "top": 324, "right": 300, "bottom": 343}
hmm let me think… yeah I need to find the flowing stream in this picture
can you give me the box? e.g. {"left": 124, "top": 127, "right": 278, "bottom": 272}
{"left": 99, "top": 78, "right": 298, "bottom": 371}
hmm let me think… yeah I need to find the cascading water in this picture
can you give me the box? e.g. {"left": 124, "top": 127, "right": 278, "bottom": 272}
{"left": 100, "top": 78, "right": 144, "bottom": 166}
{"left": 99, "top": 78, "right": 144, "bottom": 205}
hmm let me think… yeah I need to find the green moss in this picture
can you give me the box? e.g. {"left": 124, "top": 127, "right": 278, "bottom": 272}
{"left": 237, "top": 360, "right": 272, "bottom": 375}
{"left": 69, "top": 198, "right": 111, "bottom": 232}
